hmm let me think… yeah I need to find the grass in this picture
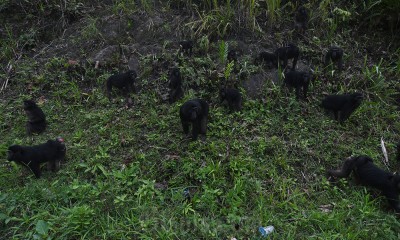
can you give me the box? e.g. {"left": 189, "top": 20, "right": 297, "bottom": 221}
{"left": 1, "top": 0, "right": 400, "bottom": 239}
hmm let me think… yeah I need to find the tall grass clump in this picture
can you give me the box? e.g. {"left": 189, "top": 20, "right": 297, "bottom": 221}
{"left": 187, "top": 0, "right": 272, "bottom": 38}
{"left": 265, "top": 0, "right": 281, "bottom": 23}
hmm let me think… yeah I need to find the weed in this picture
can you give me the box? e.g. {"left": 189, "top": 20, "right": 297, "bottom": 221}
{"left": 81, "top": 17, "right": 102, "bottom": 41}
{"left": 266, "top": 0, "right": 282, "bottom": 23}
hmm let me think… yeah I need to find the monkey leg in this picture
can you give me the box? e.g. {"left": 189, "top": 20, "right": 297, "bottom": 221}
{"left": 192, "top": 121, "right": 200, "bottom": 140}
{"left": 169, "top": 89, "right": 178, "bottom": 103}
{"left": 200, "top": 117, "right": 207, "bottom": 134}
{"left": 47, "top": 161, "right": 55, "bottom": 172}
{"left": 26, "top": 122, "right": 32, "bottom": 135}
{"left": 283, "top": 57, "right": 288, "bottom": 69}
{"left": 182, "top": 121, "right": 190, "bottom": 135}
{"left": 106, "top": 84, "right": 113, "bottom": 100}
{"left": 339, "top": 102, "right": 357, "bottom": 122}
{"left": 47, "top": 160, "right": 60, "bottom": 172}
{"left": 383, "top": 190, "right": 400, "bottom": 213}
{"left": 303, "top": 84, "right": 309, "bottom": 99}
{"left": 292, "top": 57, "right": 298, "bottom": 70}
{"left": 327, "top": 158, "right": 357, "bottom": 178}
{"left": 333, "top": 111, "right": 339, "bottom": 121}
{"left": 295, "top": 86, "right": 301, "bottom": 99}
{"left": 324, "top": 54, "right": 331, "bottom": 67}
{"left": 234, "top": 102, "right": 242, "bottom": 111}
{"left": 337, "top": 59, "right": 343, "bottom": 71}
{"left": 29, "top": 163, "right": 42, "bottom": 178}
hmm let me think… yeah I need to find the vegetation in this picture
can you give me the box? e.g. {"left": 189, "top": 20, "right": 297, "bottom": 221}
{"left": 1, "top": 0, "right": 400, "bottom": 239}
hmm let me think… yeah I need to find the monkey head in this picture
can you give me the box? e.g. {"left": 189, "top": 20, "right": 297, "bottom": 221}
{"left": 7, "top": 145, "right": 24, "bottom": 163}
{"left": 298, "top": 6, "right": 307, "bottom": 15}
{"left": 330, "top": 47, "right": 343, "bottom": 58}
{"left": 170, "top": 68, "right": 181, "bottom": 78}
{"left": 126, "top": 70, "right": 137, "bottom": 81}
{"left": 352, "top": 93, "right": 364, "bottom": 104}
{"left": 180, "top": 40, "right": 193, "bottom": 48}
{"left": 55, "top": 137, "right": 67, "bottom": 152}
{"left": 287, "top": 43, "right": 296, "bottom": 49}
{"left": 23, "top": 100, "right": 37, "bottom": 110}
{"left": 189, "top": 106, "right": 200, "bottom": 121}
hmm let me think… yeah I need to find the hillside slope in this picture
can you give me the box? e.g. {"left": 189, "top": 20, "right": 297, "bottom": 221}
{"left": 1, "top": 1, "right": 400, "bottom": 239}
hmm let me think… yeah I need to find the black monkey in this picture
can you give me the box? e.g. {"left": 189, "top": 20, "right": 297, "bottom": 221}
{"left": 24, "top": 100, "right": 46, "bottom": 135}
{"left": 7, "top": 137, "right": 66, "bottom": 178}
{"left": 220, "top": 88, "right": 242, "bottom": 112}
{"left": 227, "top": 49, "right": 238, "bottom": 63}
{"left": 254, "top": 51, "right": 277, "bottom": 68}
{"left": 321, "top": 93, "right": 363, "bottom": 122}
{"left": 275, "top": 44, "right": 299, "bottom": 70}
{"left": 106, "top": 70, "right": 137, "bottom": 103}
{"left": 179, "top": 99, "right": 209, "bottom": 140}
{"left": 325, "top": 46, "right": 344, "bottom": 70}
{"left": 168, "top": 68, "right": 184, "bottom": 103}
{"left": 294, "top": 6, "right": 308, "bottom": 33}
{"left": 179, "top": 40, "right": 193, "bottom": 56}
{"left": 327, "top": 156, "right": 400, "bottom": 213}
{"left": 283, "top": 70, "right": 312, "bottom": 99}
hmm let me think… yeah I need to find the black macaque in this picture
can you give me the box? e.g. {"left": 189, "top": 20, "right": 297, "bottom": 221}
{"left": 283, "top": 70, "right": 312, "bottom": 99}
{"left": 179, "top": 40, "right": 193, "bottom": 56}
{"left": 321, "top": 93, "right": 363, "bottom": 122}
{"left": 327, "top": 156, "right": 400, "bottom": 213}
{"left": 24, "top": 100, "right": 46, "bottom": 135}
{"left": 275, "top": 44, "right": 299, "bottom": 70}
{"left": 168, "top": 68, "right": 184, "bottom": 103}
{"left": 294, "top": 6, "right": 308, "bottom": 33}
{"left": 254, "top": 51, "right": 277, "bottom": 68}
{"left": 220, "top": 88, "right": 242, "bottom": 112}
{"left": 325, "top": 46, "right": 344, "bottom": 70}
{"left": 179, "top": 99, "right": 209, "bottom": 140}
{"left": 106, "top": 70, "right": 137, "bottom": 104}
{"left": 7, "top": 137, "right": 66, "bottom": 178}
{"left": 227, "top": 49, "right": 238, "bottom": 63}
